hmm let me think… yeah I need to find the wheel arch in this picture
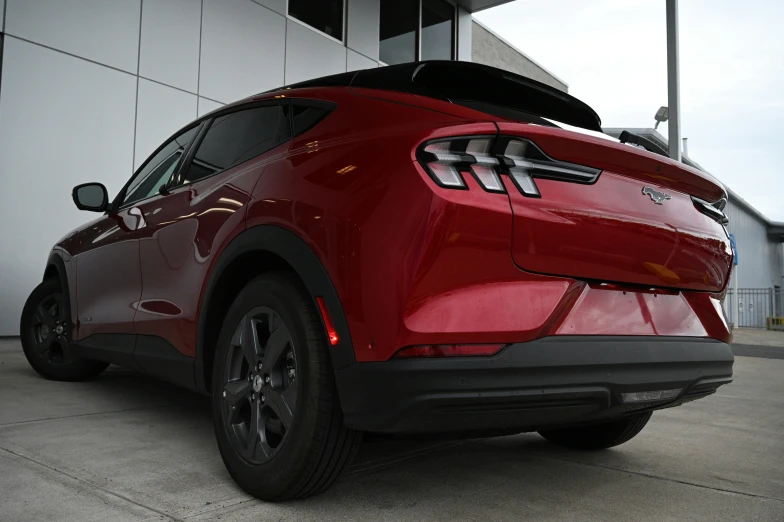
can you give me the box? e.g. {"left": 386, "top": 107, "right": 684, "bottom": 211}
{"left": 44, "top": 252, "right": 73, "bottom": 324}
{"left": 195, "top": 225, "right": 355, "bottom": 393}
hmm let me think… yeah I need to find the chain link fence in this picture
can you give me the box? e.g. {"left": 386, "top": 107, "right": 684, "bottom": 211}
{"left": 725, "top": 288, "right": 784, "bottom": 329}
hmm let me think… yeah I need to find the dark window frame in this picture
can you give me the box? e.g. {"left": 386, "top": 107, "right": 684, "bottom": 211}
{"left": 420, "top": 0, "right": 456, "bottom": 61}
{"left": 379, "top": 0, "right": 457, "bottom": 65}
{"left": 287, "top": 0, "right": 347, "bottom": 44}
{"left": 170, "top": 100, "right": 294, "bottom": 190}
{"left": 109, "top": 97, "right": 337, "bottom": 213}
{"left": 111, "top": 121, "right": 205, "bottom": 211}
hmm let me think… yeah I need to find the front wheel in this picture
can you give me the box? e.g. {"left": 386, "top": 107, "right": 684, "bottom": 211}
{"left": 20, "top": 278, "right": 108, "bottom": 381}
{"left": 538, "top": 412, "right": 652, "bottom": 450}
{"left": 211, "top": 272, "right": 361, "bottom": 501}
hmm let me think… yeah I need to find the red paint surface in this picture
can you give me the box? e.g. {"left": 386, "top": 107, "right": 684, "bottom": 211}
{"left": 53, "top": 85, "right": 732, "bottom": 363}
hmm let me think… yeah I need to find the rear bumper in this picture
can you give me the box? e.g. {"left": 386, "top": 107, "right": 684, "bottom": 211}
{"left": 335, "top": 336, "right": 733, "bottom": 433}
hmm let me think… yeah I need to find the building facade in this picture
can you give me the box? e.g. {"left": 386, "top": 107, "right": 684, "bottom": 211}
{"left": 471, "top": 19, "right": 567, "bottom": 92}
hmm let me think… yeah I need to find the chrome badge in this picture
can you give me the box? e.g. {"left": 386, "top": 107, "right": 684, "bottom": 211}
{"left": 642, "top": 186, "right": 671, "bottom": 205}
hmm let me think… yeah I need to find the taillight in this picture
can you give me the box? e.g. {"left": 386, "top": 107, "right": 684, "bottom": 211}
{"left": 692, "top": 196, "right": 729, "bottom": 225}
{"left": 393, "top": 344, "right": 505, "bottom": 358}
{"left": 416, "top": 135, "right": 601, "bottom": 197}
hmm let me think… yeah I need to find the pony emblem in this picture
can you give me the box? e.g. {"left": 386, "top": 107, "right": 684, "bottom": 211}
{"left": 642, "top": 186, "right": 671, "bottom": 205}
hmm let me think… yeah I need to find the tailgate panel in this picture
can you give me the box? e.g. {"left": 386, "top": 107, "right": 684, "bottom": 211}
{"left": 507, "top": 171, "right": 733, "bottom": 292}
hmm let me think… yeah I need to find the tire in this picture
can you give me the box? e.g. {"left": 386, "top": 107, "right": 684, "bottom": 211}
{"left": 538, "top": 412, "right": 652, "bottom": 450}
{"left": 211, "top": 272, "right": 361, "bottom": 501}
{"left": 20, "top": 278, "right": 109, "bottom": 381}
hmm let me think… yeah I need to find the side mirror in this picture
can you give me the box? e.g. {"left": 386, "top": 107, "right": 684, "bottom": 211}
{"left": 72, "top": 183, "right": 109, "bottom": 212}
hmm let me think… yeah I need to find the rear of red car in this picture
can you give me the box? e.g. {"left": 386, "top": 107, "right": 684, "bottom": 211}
{"left": 280, "top": 62, "right": 734, "bottom": 435}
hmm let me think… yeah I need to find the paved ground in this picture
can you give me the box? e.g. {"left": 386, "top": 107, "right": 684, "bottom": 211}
{"left": 732, "top": 328, "right": 784, "bottom": 359}
{"left": 1, "top": 337, "right": 783, "bottom": 521}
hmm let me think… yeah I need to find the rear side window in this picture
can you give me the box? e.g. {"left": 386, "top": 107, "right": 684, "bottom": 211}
{"left": 292, "top": 102, "right": 333, "bottom": 136}
{"left": 181, "top": 104, "right": 290, "bottom": 184}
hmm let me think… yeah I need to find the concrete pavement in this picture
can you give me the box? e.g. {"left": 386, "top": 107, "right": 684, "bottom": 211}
{"left": 1, "top": 338, "right": 783, "bottom": 521}
{"left": 731, "top": 328, "right": 784, "bottom": 359}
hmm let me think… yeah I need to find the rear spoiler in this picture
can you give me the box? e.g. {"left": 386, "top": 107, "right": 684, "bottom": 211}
{"left": 281, "top": 61, "right": 603, "bottom": 132}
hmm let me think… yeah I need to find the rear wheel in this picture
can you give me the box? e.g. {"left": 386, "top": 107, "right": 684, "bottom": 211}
{"left": 211, "top": 272, "right": 361, "bottom": 501}
{"left": 20, "top": 278, "right": 108, "bottom": 381}
{"left": 538, "top": 412, "right": 652, "bottom": 450}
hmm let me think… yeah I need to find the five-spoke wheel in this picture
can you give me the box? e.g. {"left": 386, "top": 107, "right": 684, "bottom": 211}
{"left": 20, "top": 278, "right": 108, "bottom": 381}
{"left": 221, "top": 307, "right": 298, "bottom": 464}
{"left": 28, "top": 292, "right": 71, "bottom": 364}
{"left": 211, "top": 272, "right": 360, "bottom": 501}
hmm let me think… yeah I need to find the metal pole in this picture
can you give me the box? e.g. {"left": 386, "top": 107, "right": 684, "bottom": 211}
{"left": 666, "top": 0, "right": 682, "bottom": 161}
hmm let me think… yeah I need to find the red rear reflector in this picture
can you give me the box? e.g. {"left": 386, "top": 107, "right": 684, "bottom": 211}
{"left": 315, "top": 297, "right": 339, "bottom": 346}
{"left": 394, "top": 344, "right": 504, "bottom": 358}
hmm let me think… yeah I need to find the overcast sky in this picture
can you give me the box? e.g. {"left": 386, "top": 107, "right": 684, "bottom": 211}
{"left": 476, "top": 0, "right": 784, "bottom": 221}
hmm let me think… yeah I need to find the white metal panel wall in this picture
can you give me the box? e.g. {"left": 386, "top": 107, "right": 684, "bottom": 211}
{"left": 285, "top": 19, "right": 347, "bottom": 84}
{"left": 134, "top": 79, "right": 198, "bottom": 169}
{"left": 139, "top": 0, "right": 202, "bottom": 93}
{"left": 199, "top": 0, "right": 285, "bottom": 103}
{"left": 347, "top": 48, "right": 378, "bottom": 71}
{"left": 0, "top": 0, "right": 400, "bottom": 335}
{"left": 0, "top": 38, "right": 137, "bottom": 336}
{"left": 6, "top": 0, "right": 141, "bottom": 73}
{"left": 725, "top": 199, "right": 784, "bottom": 289}
{"left": 347, "top": 0, "right": 380, "bottom": 60}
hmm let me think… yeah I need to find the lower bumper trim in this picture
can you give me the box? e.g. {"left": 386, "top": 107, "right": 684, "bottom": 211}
{"left": 335, "top": 336, "right": 733, "bottom": 433}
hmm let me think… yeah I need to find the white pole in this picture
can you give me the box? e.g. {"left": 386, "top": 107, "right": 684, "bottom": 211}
{"left": 666, "top": 0, "right": 682, "bottom": 162}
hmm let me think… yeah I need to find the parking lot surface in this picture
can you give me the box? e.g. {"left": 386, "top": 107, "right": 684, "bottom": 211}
{"left": 1, "top": 337, "right": 782, "bottom": 521}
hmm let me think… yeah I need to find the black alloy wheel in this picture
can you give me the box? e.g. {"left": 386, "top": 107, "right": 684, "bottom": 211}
{"left": 211, "top": 272, "right": 361, "bottom": 501}
{"left": 221, "top": 307, "right": 299, "bottom": 464}
{"left": 20, "top": 278, "right": 108, "bottom": 381}
{"left": 27, "top": 292, "right": 71, "bottom": 364}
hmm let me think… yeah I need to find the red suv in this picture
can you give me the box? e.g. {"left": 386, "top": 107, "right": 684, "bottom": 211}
{"left": 21, "top": 61, "right": 734, "bottom": 500}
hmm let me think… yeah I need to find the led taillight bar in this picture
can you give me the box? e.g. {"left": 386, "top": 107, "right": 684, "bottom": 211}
{"left": 417, "top": 135, "right": 601, "bottom": 197}
{"left": 394, "top": 344, "right": 505, "bottom": 358}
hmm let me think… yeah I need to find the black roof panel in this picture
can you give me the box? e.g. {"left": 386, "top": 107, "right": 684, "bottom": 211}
{"left": 280, "top": 61, "right": 602, "bottom": 132}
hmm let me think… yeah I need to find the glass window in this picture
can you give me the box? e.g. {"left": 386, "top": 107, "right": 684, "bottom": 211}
{"left": 422, "top": 0, "right": 454, "bottom": 61}
{"left": 181, "top": 105, "right": 291, "bottom": 185}
{"left": 123, "top": 126, "right": 199, "bottom": 205}
{"left": 292, "top": 103, "right": 332, "bottom": 136}
{"left": 288, "top": 0, "right": 344, "bottom": 41}
{"left": 380, "top": 0, "right": 418, "bottom": 65}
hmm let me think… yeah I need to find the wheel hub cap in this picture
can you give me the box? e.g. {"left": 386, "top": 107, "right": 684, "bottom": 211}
{"left": 252, "top": 374, "right": 263, "bottom": 393}
{"left": 54, "top": 325, "right": 64, "bottom": 335}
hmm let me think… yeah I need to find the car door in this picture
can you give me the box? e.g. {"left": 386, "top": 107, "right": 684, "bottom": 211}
{"left": 75, "top": 125, "right": 202, "bottom": 343}
{"left": 132, "top": 102, "right": 293, "bottom": 358}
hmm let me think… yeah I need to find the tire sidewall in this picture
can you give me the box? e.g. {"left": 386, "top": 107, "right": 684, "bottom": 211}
{"left": 211, "top": 274, "right": 325, "bottom": 497}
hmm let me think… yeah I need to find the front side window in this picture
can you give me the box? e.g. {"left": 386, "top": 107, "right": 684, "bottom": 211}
{"left": 288, "top": 0, "right": 344, "bottom": 41}
{"left": 180, "top": 105, "right": 291, "bottom": 185}
{"left": 122, "top": 126, "right": 200, "bottom": 206}
{"left": 380, "top": 0, "right": 418, "bottom": 65}
{"left": 421, "top": 0, "right": 455, "bottom": 61}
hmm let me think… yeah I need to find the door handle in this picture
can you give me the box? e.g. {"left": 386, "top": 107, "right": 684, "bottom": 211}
{"left": 129, "top": 207, "right": 147, "bottom": 230}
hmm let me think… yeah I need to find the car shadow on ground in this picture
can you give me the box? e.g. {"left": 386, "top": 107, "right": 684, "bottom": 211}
{"left": 2, "top": 357, "right": 655, "bottom": 519}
